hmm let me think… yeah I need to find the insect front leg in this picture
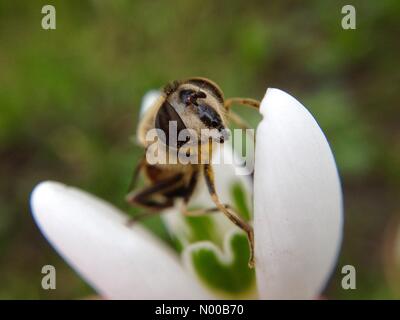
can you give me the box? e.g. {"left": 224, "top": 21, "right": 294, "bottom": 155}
{"left": 181, "top": 204, "right": 235, "bottom": 217}
{"left": 126, "top": 174, "right": 182, "bottom": 224}
{"left": 202, "top": 164, "right": 255, "bottom": 268}
{"left": 224, "top": 97, "right": 260, "bottom": 110}
{"left": 226, "top": 110, "right": 256, "bottom": 143}
{"left": 226, "top": 111, "right": 252, "bottom": 131}
{"left": 224, "top": 97, "right": 260, "bottom": 143}
{"left": 127, "top": 155, "right": 146, "bottom": 193}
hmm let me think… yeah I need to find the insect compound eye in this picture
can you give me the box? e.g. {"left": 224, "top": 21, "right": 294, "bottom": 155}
{"left": 179, "top": 89, "right": 207, "bottom": 106}
{"left": 155, "top": 100, "right": 189, "bottom": 149}
{"left": 179, "top": 90, "right": 195, "bottom": 105}
{"left": 196, "top": 103, "right": 224, "bottom": 130}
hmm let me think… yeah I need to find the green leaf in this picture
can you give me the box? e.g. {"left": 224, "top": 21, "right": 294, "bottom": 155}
{"left": 231, "top": 182, "right": 252, "bottom": 221}
{"left": 184, "top": 215, "right": 219, "bottom": 244}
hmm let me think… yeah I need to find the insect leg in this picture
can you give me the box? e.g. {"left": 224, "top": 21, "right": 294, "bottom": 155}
{"left": 180, "top": 171, "right": 234, "bottom": 216}
{"left": 226, "top": 110, "right": 256, "bottom": 142}
{"left": 127, "top": 155, "right": 146, "bottom": 193}
{"left": 203, "top": 163, "right": 255, "bottom": 268}
{"left": 224, "top": 97, "right": 260, "bottom": 110}
{"left": 126, "top": 174, "right": 183, "bottom": 224}
{"left": 226, "top": 111, "right": 252, "bottom": 131}
{"left": 182, "top": 204, "right": 234, "bottom": 217}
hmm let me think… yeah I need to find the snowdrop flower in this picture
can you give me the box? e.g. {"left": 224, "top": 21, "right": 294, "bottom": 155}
{"left": 30, "top": 88, "right": 343, "bottom": 299}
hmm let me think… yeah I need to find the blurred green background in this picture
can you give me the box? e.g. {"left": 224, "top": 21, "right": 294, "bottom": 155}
{"left": 0, "top": 0, "right": 399, "bottom": 299}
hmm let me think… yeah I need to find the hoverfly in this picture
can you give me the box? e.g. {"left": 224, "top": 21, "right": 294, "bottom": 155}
{"left": 126, "top": 77, "right": 260, "bottom": 267}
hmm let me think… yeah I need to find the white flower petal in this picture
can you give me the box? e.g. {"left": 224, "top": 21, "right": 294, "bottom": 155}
{"left": 30, "top": 181, "right": 211, "bottom": 299}
{"left": 139, "top": 90, "right": 161, "bottom": 118}
{"left": 254, "top": 88, "right": 343, "bottom": 299}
